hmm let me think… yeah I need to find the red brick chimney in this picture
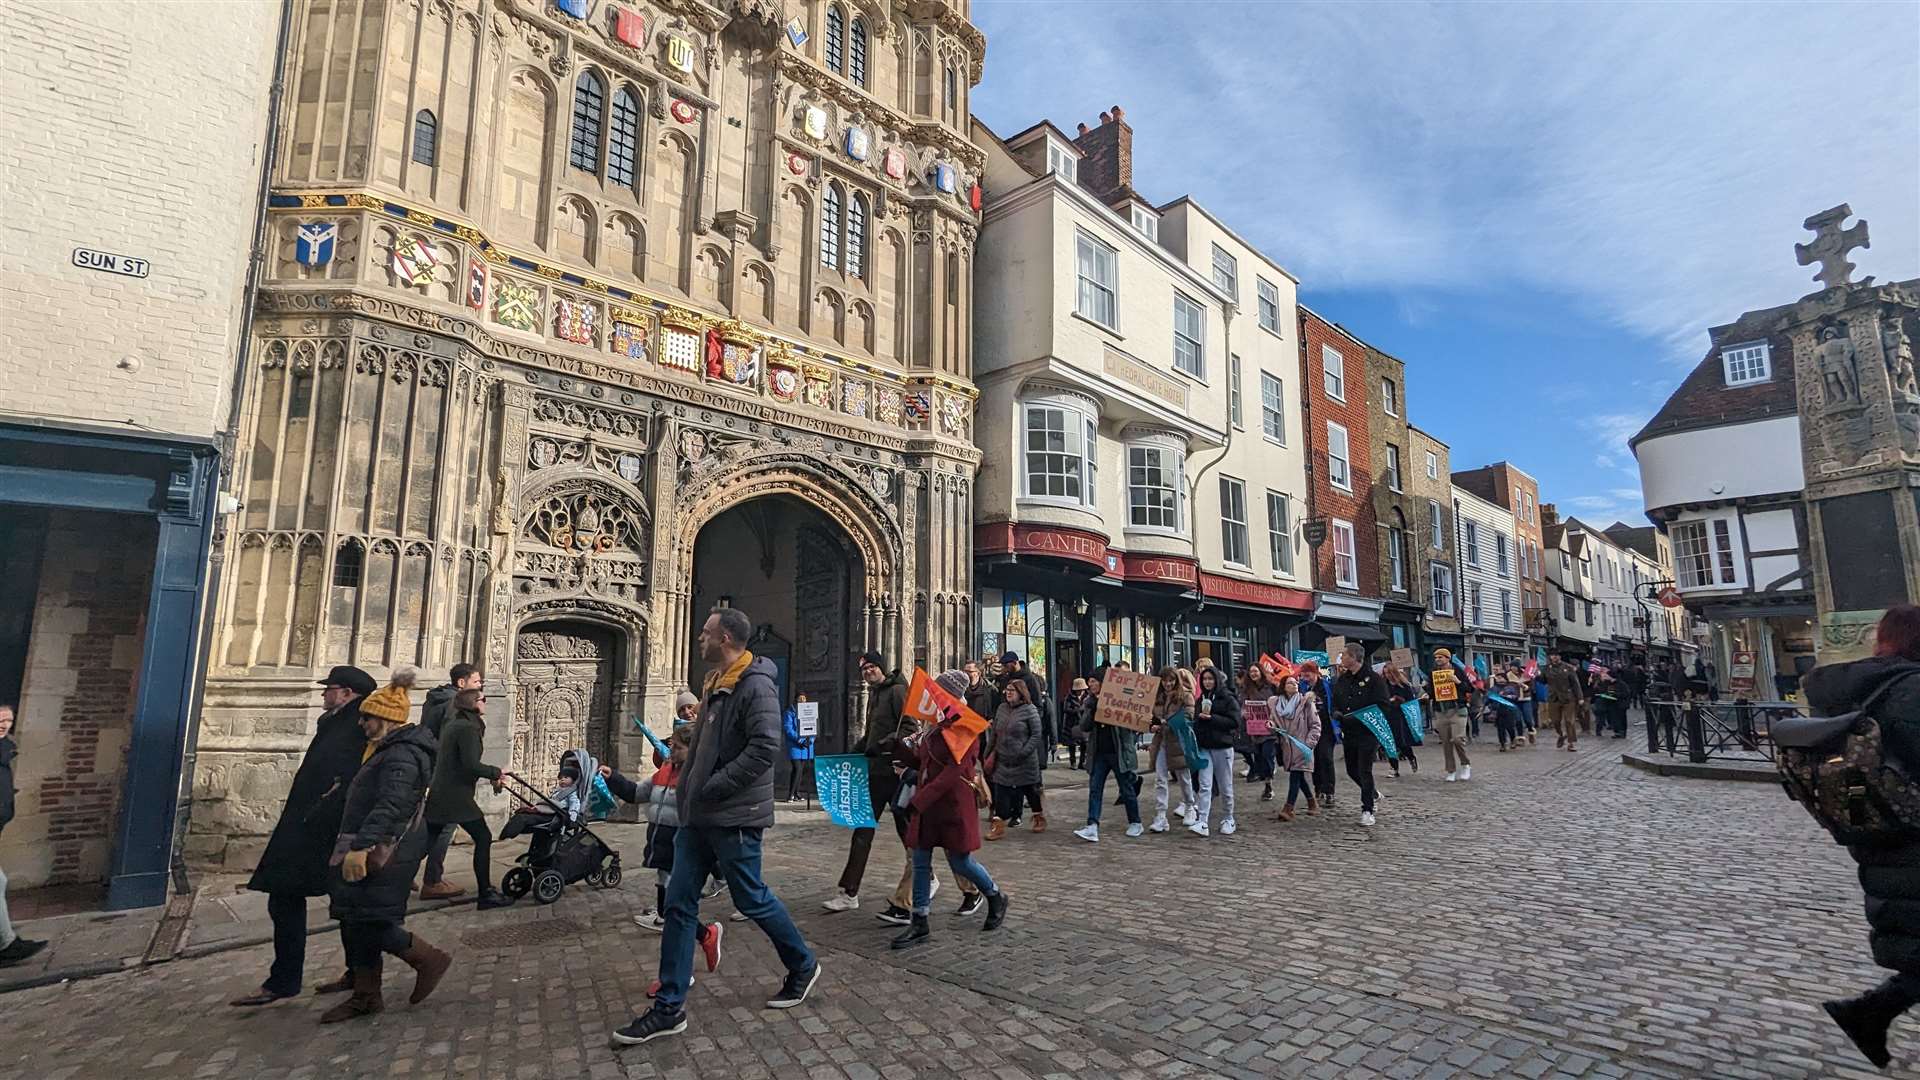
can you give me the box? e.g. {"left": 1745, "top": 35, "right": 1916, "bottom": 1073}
{"left": 1540, "top": 503, "right": 1559, "bottom": 528}
{"left": 1071, "top": 104, "right": 1131, "bottom": 201}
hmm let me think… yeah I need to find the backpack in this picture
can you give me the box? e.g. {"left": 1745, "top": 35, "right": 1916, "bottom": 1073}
{"left": 1775, "top": 672, "right": 1920, "bottom": 846}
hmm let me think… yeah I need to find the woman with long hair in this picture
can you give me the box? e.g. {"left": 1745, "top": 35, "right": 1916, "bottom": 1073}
{"left": 1146, "top": 667, "right": 1199, "bottom": 833}
{"left": 1240, "top": 664, "right": 1279, "bottom": 801}
{"left": 1805, "top": 605, "right": 1920, "bottom": 1069}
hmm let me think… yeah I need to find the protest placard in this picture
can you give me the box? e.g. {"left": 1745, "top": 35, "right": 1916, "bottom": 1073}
{"left": 903, "top": 668, "right": 989, "bottom": 760}
{"left": 795, "top": 700, "right": 819, "bottom": 737}
{"left": 1390, "top": 647, "right": 1414, "bottom": 671}
{"left": 1291, "top": 649, "right": 1330, "bottom": 668}
{"left": 812, "top": 754, "right": 876, "bottom": 829}
{"left": 1325, "top": 636, "right": 1347, "bottom": 663}
{"left": 1431, "top": 665, "right": 1459, "bottom": 702}
{"left": 1243, "top": 699, "right": 1272, "bottom": 737}
{"left": 1094, "top": 667, "right": 1157, "bottom": 732}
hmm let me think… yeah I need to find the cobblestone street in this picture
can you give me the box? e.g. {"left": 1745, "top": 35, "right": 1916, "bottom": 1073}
{"left": 3, "top": 736, "right": 1905, "bottom": 1080}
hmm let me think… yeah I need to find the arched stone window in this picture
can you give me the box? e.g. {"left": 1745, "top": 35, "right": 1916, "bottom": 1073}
{"left": 570, "top": 71, "right": 605, "bottom": 173}
{"left": 825, "top": 5, "right": 844, "bottom": 74}
{"left": 820, "top": 181, "right": 842, "bottom": 268}
{"left": 608, "top": 87, "right": 640, "bottom": 187}
{"left": 846, "top": 192, "right": 867, "bottom": 277}
{"left": 411, "top": 109, "right": 437, "bottom": 166}
{"left": 848, "top": 16, "right": 868, "bottom": 87}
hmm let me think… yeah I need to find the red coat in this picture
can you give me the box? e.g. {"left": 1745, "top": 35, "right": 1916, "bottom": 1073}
{"left": 902, "top": 729, "right": 981, "bottom": 854}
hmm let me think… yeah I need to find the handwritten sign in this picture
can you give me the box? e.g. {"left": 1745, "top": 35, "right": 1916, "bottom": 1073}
{"left": 1094, "top": 667, "right": 1157, "bottom": 732}
{"left": 903, "top": 668, "right": 989, "bottom": 761}
{"left": 795, "top": 700, "right": 819, "bottom": 737}
{"left": 1390, "top": 647, "right": 1414, "bottom": 671}
{"left": 1243, "top": 699, "right": 1273, "bottom": 738}
{"left": 812, "top": 755, "right": 876, "bottom": 829}
{"left": 1325, "top": 636, "right": 1347, "bottom": 664}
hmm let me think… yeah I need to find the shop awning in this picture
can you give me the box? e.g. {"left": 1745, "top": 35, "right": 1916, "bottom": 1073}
{"left": 1312, "top": 619, "right": 1387, "bottom": 644}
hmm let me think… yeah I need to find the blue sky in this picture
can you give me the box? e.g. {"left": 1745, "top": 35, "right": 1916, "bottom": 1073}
{"left": 969, "top": 0, "right": 1919, "bottom": 526}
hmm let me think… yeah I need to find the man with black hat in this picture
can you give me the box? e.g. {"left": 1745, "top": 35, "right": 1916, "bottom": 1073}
{"left": 230, "top": 665, "right": 372, "bottom": 1007}
{"left": 822, "top": 652, "right": 908, "bottom": 914}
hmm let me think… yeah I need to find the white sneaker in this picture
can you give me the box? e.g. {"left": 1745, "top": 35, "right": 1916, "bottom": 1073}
{"left": 1180, "top": 805, "right": 1198, "bottom": 826}
{"left": 634, "top": 912, "right": 666, "bottom": 931}
{"left": 821, "top": 890, "right": 859, "bottom": 912}
{"left": 1173, "top": 802, "right": 1191, "bottom": 821}
{"left": 1074, "top": 824, "right": 1099, "bottom": 843}
{"left": 1460, "top": 765, "right": 1472, "bottom": 781}
{"left": 1360, "top": 811, "right": 1376, "bottom": 826}
{"left": 929, "top": 876, "right": 940, "bottom": 900}
{"left": 1221, "top": 818, "right": 1237, "bottom": 836}
{"left": 1188, "top": 820, "right": 1210, "bottom": 837}
{"left": 1444, "top": 771, "right": 1458, "bottom": 782}
{"left": 1149, "top": 815, "right": 1169, "bottom": 833}
{"left": 728, "top": 910, "right": 750, "bottom": 922}
{"left": 1125, "top": 822, "right": 1144, "bottom": 838}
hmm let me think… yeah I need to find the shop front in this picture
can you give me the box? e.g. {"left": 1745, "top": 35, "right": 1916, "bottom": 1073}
{"left": 1168, "top": 573, "right": 1313, "bottom": 677}
{"left": 1700, "top": 603, "right": 1817, "bottom": 701}
{"left": 1302, "top": 592, "right": 1386, "bottom": 660}
{"left": 1465, "top": 629, "right": 1529, "bottom": 678}
{"left": 975, "top": 523, "right": 1199, "bottom": 702}
{"left": 1379, "top": 598, "right": 1426, "bottom": 663}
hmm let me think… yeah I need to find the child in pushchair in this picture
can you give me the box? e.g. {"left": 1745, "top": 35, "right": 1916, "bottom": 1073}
{"left": 498, "top": 748, "right": 623, "bottom": 905}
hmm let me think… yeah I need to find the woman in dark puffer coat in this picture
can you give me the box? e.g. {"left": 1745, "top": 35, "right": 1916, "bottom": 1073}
{"left": 1803, "top": 605, "right": 1920, "bottom": 1069}
{"left": 321, "top": 669, "right": 454, "bottom": 1024}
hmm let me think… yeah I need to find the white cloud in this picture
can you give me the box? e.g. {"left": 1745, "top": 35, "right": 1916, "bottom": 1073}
{"left": 972, "top": 1, "right": 1918, "bottom": 359}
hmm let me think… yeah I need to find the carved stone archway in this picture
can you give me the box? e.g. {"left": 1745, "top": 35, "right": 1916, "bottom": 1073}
{"left": 647, "top": 434, "right": 907, "bottom": 733}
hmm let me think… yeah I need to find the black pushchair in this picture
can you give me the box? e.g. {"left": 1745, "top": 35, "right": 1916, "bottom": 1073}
{"left": 496, "top": 771, "right": 622, "bottom": 905}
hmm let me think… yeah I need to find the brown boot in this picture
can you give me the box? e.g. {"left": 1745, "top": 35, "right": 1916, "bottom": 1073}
{"left": 418, "top": 880, "right": 465, "bottom": 901}
{"left": 1278, "top": 805, "right": 1295, "bottom": 822}
{"left": 1306, "top": 796, "right": 1320, "bottom": 817}
{"left": 1031, "top": 813, "right": 1047, "bottom": 834}
{"left": 399, "top": 934, "right": 453, "bottom": 1005}
{"left": 313, "top": 968, "right": 356, "bottom": 995}
{"left": 986, "top": 817, "right": 1006, "bottom": 841}
{"left": 318, "top": 968, "right": 383, "bottom": 1023}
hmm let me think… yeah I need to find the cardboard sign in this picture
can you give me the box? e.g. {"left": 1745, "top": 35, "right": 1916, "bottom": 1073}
{"left": 1431, "top": 666, "right": 1460, "bottom": 702}
{"left": 812, "top": 755, "right": 876, "bottom": 829}
{"left": 1325, "top": 636, "right": 1348, "bottom": 664}
{"left": 795, "top": 700, "right": 819, "bottom": 737}
{"left": 903, "top": 668, "right": 989, "bottom": 762}
{"left": 1243, "top": 699, "right": 1273, "bottom": 737}
{"left": 1390, "top": 647, "right": 1414, "bottom": 671}
{"left": 1094, "top": 667, "right": 1157, "bottom": 732}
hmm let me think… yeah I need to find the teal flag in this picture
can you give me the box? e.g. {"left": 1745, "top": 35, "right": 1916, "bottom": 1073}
{"left": 813, "top": 755, "right": 877, "bottom": 829}
{"left": 1280, "top": 731, "right": 1315, "bottom": 762}
{"left": 1291, "top": 649, "right": 1330, "bottom": 668}
{"left": 1349, "top": 704, "right": 1398, "bottom": 761}
{"left": 1400, "top": 700, "right": 1425, "bottom": 745}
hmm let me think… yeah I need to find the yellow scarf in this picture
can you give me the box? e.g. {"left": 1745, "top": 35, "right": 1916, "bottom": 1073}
{"left": 702, "top": 649, "right": 755, "bottom": 697}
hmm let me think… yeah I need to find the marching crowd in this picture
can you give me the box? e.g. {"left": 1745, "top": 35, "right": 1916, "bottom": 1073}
{"left": 163, "top": 593, "right": 1795, "bottom": 1062}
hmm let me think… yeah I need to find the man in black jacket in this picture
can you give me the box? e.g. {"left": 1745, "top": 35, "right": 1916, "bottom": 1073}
{"left": 614, "top": 607, "right": 819, "bottom": 1047}
{"left": 231, "top": 666, "right": 372, "bottom": 1006}
{"left": 823, "top": 652, "right": 907, "bottom": 915}
{"left": 0, "top": 703, "right": 47, "bottom": 968}
{"left": 418, "top": 662, "right": 484, "bottom": 898}
{"left": 1331, "top": 645, "right": 1392, "bottom": 827}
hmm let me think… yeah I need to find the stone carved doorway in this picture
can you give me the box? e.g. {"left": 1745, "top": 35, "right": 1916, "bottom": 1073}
{"left": 513, "top": 620, "right": 619, "bottom": 774}
{"left": 687, "top": 496, "right": 862, "bottom": 757}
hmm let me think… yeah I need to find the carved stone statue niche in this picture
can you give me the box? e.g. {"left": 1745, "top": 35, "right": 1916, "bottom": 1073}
{"left": 1816, "top": 323, "right": 1864, "bottom": 413}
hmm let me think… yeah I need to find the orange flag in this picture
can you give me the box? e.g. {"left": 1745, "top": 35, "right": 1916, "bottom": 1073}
{"left": 904, "top": 668, "right": 990, "bottom": 763}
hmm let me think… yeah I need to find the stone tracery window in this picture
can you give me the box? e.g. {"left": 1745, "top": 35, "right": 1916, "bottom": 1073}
{"left": 608, "top": 87, "right": 640, "bottom": 188}
{"left": 846, "top": 193, "right": 867, "bottom": 278}
{"left": 525, "top": 490, "right": 642, "bottom": 554}
{"left": 570, "top": 71, "right": 604, "bottom": 173}
{"left": 820, "top": 182, "right": 842, "bottom": 268}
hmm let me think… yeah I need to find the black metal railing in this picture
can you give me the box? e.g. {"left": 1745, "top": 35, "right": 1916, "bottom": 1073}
{"left": 1643, "top": 698, "right": 1806, "bottom": 763}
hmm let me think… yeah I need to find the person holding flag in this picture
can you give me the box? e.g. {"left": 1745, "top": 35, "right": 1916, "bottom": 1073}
{"left": 1331, "top": 644, "right": 1394, "bottom": 826}
{"left": 888, "top": 670, "right": 1010, "bottom": 949}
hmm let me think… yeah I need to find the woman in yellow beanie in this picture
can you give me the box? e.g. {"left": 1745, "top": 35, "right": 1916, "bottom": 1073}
{"left": 319, "top": 668, "right": 455, "bottom": 1023}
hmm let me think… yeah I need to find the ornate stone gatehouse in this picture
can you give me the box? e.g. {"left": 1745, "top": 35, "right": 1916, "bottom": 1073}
{"left": 188, "top": 0, "right": 985, "bottom": 867}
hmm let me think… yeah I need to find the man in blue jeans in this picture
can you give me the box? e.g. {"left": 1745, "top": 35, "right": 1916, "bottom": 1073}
{"left": 1070, "top": 669, "right": 1143, "bottom": 843}
{"left": 613, "top": 607, "right": 820, "bottom": 1046}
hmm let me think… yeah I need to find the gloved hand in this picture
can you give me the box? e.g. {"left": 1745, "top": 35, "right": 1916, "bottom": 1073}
{"left": 341, "top": 848, "right": 369, "bottom": 883}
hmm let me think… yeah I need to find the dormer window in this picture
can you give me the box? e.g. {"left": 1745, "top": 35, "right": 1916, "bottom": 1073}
{"left": 1721, "top": 341, "right": 1771, "bottom": 387}
{"left": 1131, "top": 205, "right": 1158, "bottom": 241}
{"left": 1046, "top": 140, "right": 1077, "bottom": 182}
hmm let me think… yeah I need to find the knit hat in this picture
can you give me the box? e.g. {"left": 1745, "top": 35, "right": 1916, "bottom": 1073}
{"left": 934, "top": 669, "right": 970, "bottom": 701}
{"left": 674, "top": 690, "right": 699, "bottom": 711}
{"left": 359, "top": 667, "right": 417, "bottom": 724}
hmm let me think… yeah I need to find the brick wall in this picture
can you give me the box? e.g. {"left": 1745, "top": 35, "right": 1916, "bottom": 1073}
{"left": 1299, "top": 310, "right": 1379, "bottom": 595}
{"left": 0, "top": 510, "right": 153, "bottom": 889}
{"left": 1071, "top": 106, "right": 1132, "bottom": 201}
{"left": 0, "top": 0, "right": 276, "bottom": 437}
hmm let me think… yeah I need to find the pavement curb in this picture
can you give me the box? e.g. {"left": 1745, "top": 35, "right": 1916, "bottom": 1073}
{"left": 1620, "top": 751, "right": 1779, "bottom": 783}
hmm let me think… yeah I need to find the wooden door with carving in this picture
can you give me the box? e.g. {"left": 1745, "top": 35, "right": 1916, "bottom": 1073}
{"left": 513, "top": 621, "right": 617, "bottom": 775}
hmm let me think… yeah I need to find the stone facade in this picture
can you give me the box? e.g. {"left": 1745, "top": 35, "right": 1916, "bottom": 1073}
{"left": 191, "top": 0, "right": 985, "bottom": 867}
